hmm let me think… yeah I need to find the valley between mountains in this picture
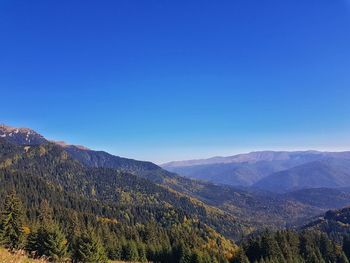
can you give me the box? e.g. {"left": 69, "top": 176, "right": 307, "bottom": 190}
{"left": 2, "top": 124, "right": 350, "bottom": 262}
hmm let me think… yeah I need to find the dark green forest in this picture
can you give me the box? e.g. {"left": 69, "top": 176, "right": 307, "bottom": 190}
{"left": 235, "top": 230, "right": 350, "bottom": 263}
{"left": 1, "top": 136, "right": 350, "bottom": 262}
{"left": 0, "top": 139, "right": 238, "bottom": 262}
{"left": 3, "top": 190, "right": 350, "bottom": 263}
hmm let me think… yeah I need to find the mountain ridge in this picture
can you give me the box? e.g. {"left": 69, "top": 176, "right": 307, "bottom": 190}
{"left": 254, "top": 158, "right": 350, "bottom": 192}
{"left": 2, "top": 123, "right": 350, "bottom": 232}
{"left": 0, "top": 124, "right": 47, "bottom": 145}
{"left": 0, "top": 138, "right": 241, "bottom": 261}
{"left": 163, "top": 151, "right": 350, "bottom": 189}
{"left": 162, "top": 150, "right": 350, "bottom": 168}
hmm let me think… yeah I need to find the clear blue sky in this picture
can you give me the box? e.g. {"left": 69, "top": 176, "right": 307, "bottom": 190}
{"left": 1, "top": 0, "right": 350, "bottom": 163}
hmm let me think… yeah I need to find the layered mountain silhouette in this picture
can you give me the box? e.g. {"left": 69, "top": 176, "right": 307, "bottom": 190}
{"left": 2, "top": 123, "right": 350, "bottom": 234}
{"left": 254, "top": 158, "right": 350, "bottom": 192}
{"left": 163, "top": 151, "right": 330, "bottom": 167}
{"left": 162, "top": 151, "right": 350, "bottom": 191}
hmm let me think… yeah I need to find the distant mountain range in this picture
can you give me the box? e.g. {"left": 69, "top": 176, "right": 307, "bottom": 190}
{"left": 255, "top": 158, "right": 350, "bottom": 192}
{"left": 3, "top": 123, "right": 350, "bottom": 237}
{"left": 162, "top": 151, "right": 350, "bottom": 192}
{"left": 163, "top": 151, "right": 350, "bottom": 167}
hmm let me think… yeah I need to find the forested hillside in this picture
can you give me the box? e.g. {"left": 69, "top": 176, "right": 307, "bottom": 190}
{"left": 233, "top": 229, "right": 350, "bottom": 263}
{"left": 2, "top": 125, "right": 350, "bottom": 262}
{"left": 3, "top": 125, "right": 350, "bottom": 231}
{"left": 229, "top": 207, "right": 350, "bottom": 262}
{"left": 304, "top": 206, "right": 350, "bottom": 241}
{"left": 0, "top": 124, "right": 335, "bottom": 231}
{"left": 0, "top": 138, "right": 240, "bottom": 262}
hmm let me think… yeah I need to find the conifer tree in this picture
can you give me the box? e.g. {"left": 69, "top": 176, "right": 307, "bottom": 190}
{"left": 190, "top": 251, "right": 201, "bottom": 263}
{"left": 106, "top": 241, "right": 122, "bottom": 261}
{"left": 38, "top": 199, "right": 54, "bottom": 224}
{"left": 260, "top": 231, "right": 282, "bottom": 260}
{"left": 0, "top": 191, "right": 24, "bottom": 250}
{"left": 66, "top": 211, "right": 80, "bottom": 256}
{"left": 26, "top": 200, "right": 67, "bottom": 260}
{"left": 72, "top": 230, "right": 107, "bottom": 263}
{"left": 122, "top": 240, "right": 139, "bottom": 261}
{"left": 27, "top": 223, "right": 67, "bottom": 260}
{"left": 138, "top": 243, "right": 147, "bottom": 262}
{"left": 232, "top": 248, "right": 250, "bottom": 263}
{"left": 179, "top": 244, "right": 192, "bottom": 263}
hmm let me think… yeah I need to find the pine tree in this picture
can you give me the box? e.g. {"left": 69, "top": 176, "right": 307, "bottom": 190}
{"left": 66, "top": 211, "right": 80, "bottom": 256}
{"left": 38, "top": 199, "right": 54, "bottom": 224}
{"left": 0, "top": 191, "right": 24, "bottom": 250}
{"left": 122, "top": 240, "right": 139, "bottom": 261}
{"left": 319, "top": 233, "right": 337, "bottom": 262}
{"left": 107, "top": 242, "right": 122, "bottom": 261}
{"left": 245, "top": 237, "right": 262, "bottom": 262}
{"left": 260, "top": 231, "right": 282, "bottom": 260}
{"left": 285, "top": 230, "right": 300, "bottom": 260}
{"left": 138, "top": 243, "right": 147, "bottom": 262}
{"left": 232, "top": 248, "right": 250, "bottom": 263}
{"left": 190, "top": 251, "right": 202, "bottom": 263}
{"left": 26, "top": 198, "right": 67, "bottom": 260}
{"left": 179, "top": 244, "right": 192, "bottom": 263}
{"left": 72, "top": 230, "right": 107, "bottom": 263}
{"left": 27, "top": 223, "right": 67, "bottom": 260}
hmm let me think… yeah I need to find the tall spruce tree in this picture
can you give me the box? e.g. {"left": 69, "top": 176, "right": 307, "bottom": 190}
{"left": 26, "top": 199, "right": 67, "bottom": 260}
{"left": 72, "top": 230, "right": 108, "bottom": 263}
{"left": 0, "top": 191, "right": 24, "bottom": 250}
{"left": 122, "top": 240, "right": 139, "bottom": 261}
{"left": 260, "top": 231, "right": 282, "bottom": 260}
{"left": 26, "top": 223, "right": 67, "bottom": 260}
{"left": 138, "top": 243, "right": 147, "bottom": 262}
{"left": 179, "top": 243, "right": 192, "bottom": 263}
{"left": 232, "top": 248, "right": 250, "bottom": 263}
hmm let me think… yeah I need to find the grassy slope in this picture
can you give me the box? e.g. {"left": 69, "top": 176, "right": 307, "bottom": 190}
{"left": 0, "top": 248, "right": 143, "bottom": 263}
{"left": 0, "top": 248, "right": 42, "bottom": 263}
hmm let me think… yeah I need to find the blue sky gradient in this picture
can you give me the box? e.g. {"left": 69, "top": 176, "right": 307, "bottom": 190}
{"left": 1, "top": 0, "right": 350, "bottom": 163}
